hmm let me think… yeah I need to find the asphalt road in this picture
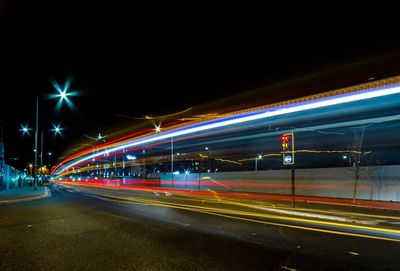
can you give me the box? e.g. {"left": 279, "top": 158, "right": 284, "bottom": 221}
{"left": 0, "top": 184, "right": 399, "bottom": 271}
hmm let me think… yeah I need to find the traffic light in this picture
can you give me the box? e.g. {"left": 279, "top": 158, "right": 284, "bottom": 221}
{"left": 281, "top": 133, "right": 294, "bottom": 165}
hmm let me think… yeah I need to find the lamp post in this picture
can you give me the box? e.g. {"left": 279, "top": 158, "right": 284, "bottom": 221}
{"left": 20, "top": 78, "right": 78, "bottom": 190}
{"left": 34, "top": 97, "right": 39, "bottom": 190}
{"left": 33, "top": 119, "right": 63, "bottom": 189}
{"left": 255, "top": 154, "right": 262, "bottom": 171}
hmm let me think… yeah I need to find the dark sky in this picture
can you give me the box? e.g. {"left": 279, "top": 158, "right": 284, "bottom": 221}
{"left": 1, "top": 2, "right": 400, "bottom": 170}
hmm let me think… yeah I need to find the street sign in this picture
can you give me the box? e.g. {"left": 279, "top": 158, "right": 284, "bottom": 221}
{"left": 284, "top": 155, "right": 292, "bottom": 164}
{"left": 281, "top": 133, "right": 295, "bottom": 165}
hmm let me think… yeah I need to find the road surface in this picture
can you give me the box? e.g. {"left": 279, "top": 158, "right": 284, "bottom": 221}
{"left": 0, "top": 183, "right": 399, "bottom": 271}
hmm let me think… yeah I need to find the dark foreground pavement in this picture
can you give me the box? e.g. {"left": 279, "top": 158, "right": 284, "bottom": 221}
{"left": 0, "top": 184, "right": 399, "bottom": 271}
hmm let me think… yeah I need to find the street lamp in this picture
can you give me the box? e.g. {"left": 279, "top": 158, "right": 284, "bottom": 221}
{"left": 255, "top": 154, "right": 262, "bottom": 171}
{"left": 20, "top": 122, "right": 64, "bottom": 188}
{"left": 19, "top": 124, "right": 31, "bottom": 136}
{"left": 51, "top": 123, "right": 63, "bottom": 136}
{"left": 28, "top": 163, "right": 33, "bottom": 176}
{"left": 19, "top": 78, "right": 77, "bottom": 190}
{"left": 154, "top": 123, "right": 161, "bottom": 133}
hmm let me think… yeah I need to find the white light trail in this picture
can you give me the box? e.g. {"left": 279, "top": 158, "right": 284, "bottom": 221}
{"left": 56, "top": 85, "right": 400, "bottom": 175}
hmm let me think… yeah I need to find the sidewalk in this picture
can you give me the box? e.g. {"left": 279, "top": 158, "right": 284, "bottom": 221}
{"left": 0, "top": 186, "right": 50, "bottom": 203}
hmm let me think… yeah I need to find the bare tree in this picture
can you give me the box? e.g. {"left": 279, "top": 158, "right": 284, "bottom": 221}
{"left": 351, "top": 127, "right": 365, "bottom": 203}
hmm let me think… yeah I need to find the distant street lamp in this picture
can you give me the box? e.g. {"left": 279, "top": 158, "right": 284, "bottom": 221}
{"left": 20, "top": 122, "right": 64, "bottom": 185}
{"left": 154, "top": 124, "right": 161, "bottom": 133}
{"left": 28, "top": 163, "right": 33, "bottom": 176}
{"left": 255, "top": 154, "right": 262, "bottom": 171}
{"left": 19, "top": 124, "right": 31, "bottom": 136}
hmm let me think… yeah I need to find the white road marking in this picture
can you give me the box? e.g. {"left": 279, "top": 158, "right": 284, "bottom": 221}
{"left": 348, "top": 251, "right": 359, "bottom": 256}
{"left": 251, "top": 205, "right": 378, "bottom": 225}
{"left": 281, "top": 266, "right": 299, "bottom": 271}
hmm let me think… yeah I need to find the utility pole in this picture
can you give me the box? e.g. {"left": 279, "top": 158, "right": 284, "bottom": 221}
{"left": 34, "top": 97, "right": 39, "bottom": 191}
{"left": 40, "top": 131, "right": 43, "bottom": 176}
{"left": 171, "top": 137, "right": 174, "bottom": 187}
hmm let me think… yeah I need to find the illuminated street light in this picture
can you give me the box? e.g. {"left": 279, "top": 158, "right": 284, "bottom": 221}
{"left": 97, "top": 133, "right": 106, "bottom": 141}
{"left": 19, "top": 124, "right": 31, "bottom": 136}
{"left": 51, "top": 123, "right": 63, "bottom": 136}
{"left": 28, "top": 163, "right": 33, "bottom": 176}
{"left": 26, "top": 78, "right": 78, "bottom": 190}
{"left": 255, "top": 154, "right": 262, "bottom": 171}
{"left": 50, "top": 77, "right": 79, "bottom": 112}
{"left": 60, "top": 90, "right": 68, "bottom": 100}
{"left": 154, "top": 124, "right": 161, "bottom": 133}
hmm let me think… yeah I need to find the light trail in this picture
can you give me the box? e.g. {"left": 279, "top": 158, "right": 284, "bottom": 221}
{"left": 58, "top": 180, "right": 400, "bottom": 210}
{"left": 84, "top": 192, "right": 400, "bottom": 243}
{"left": 62, "top": 181, "right": 400, "bottom": 222}
{"left": 54, "top": 83, "right": 400, "bottom": 176}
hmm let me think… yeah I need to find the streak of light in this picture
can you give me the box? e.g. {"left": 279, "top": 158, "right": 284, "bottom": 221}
{"left": 145, "top": 107, "right": 193, "bottom": 119}
{"left": 214, "top": 158, "right": 242, "bottom": 165}
{"left": 96, "top": 194, "right": 400, "bottom": 243}
{"left": 55, "top": 83, "right": 400, "bottom": 175}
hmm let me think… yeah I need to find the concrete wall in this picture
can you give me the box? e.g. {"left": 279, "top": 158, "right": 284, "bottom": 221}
{"left": 158, "top": 165, "right": 400, "bottom": 202}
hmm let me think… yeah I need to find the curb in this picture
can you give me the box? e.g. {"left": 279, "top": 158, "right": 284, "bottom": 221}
{"left": 0, "top": 187, "right": 51, "bottom": 204}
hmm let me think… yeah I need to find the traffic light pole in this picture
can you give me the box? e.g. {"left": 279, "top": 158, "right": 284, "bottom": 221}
{"left": 281, "top": 132, "right": 295, "bottom": 208}
{"left": 291, "top": 165, "right": 295, "bottom": 208}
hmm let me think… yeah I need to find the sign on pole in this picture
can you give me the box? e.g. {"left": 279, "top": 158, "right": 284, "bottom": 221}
{"left": 281, "top": 133, "right": 295, "bottom": 165}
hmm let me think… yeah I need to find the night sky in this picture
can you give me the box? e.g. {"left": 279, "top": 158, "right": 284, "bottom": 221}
{"left": 1, "top": 2, "right": 400, "bottom": 170}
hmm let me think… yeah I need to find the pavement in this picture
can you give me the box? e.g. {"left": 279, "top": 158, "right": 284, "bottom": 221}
{"left": 0, "top": 183, "right": 399, "bottom": 270}
{"left": 0, "top": 186, "right": 50, "bottom": 203}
